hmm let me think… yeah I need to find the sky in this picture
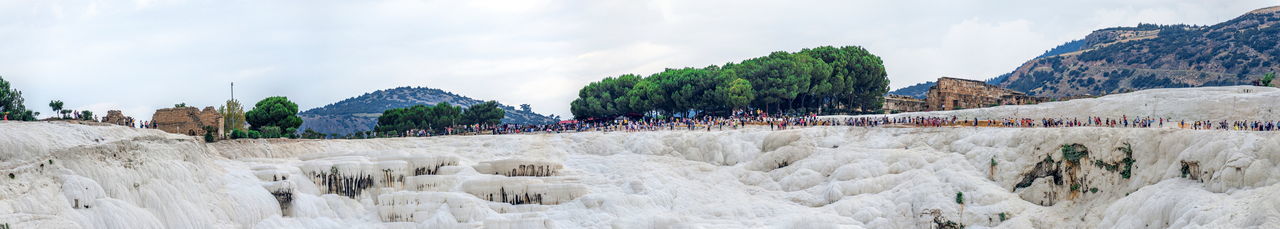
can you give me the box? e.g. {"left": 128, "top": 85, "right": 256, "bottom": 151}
{"left": 0, "top": 0, "right": 1275, "bottom": 120}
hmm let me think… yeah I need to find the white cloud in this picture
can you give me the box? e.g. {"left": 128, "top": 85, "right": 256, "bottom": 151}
{"left": 0, "top": 0, "right": 1274, "bottom": 120}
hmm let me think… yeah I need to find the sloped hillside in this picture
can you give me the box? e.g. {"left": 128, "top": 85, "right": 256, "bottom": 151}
{"left": 298, "top": 87, "right": 558, "bottom": 135}
{"left": 999, "top": 6, "right": 1280, "bottom": 97}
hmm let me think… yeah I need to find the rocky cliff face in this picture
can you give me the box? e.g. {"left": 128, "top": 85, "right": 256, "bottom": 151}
{"left": 298, "top": 87, "right": 558, "bottom": 135}
{"left": 998, "top": 6, "right": 1280, "bottom": 97}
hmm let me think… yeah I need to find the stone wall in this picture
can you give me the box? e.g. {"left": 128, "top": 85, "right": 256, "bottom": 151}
{"left": 101, "top": 110, "right": 133, "bottom": 126}
{"left": 883, "top": 95, "right": 926, "bottom": 113}
{"left": 151, "top": 106, "right": 224, "bottom": 137}
{"left": 926, "top": 77, "right": 1043, "bottom": 111}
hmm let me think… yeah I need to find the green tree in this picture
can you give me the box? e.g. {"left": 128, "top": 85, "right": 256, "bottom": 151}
{"left": 716, "top": 78, "right": 755, "bottom": 112}
{"left": 301, "top": 128, "right": 325, "bottom": 139}
{"left": 462, "top": 101, "right": 505, "bottom": 125}
{"left": 0, "top": 75, "right": 37, "bottom": 121}
{"left": 1263, "top": 72, "right": 1275, "bottom": 87}
{"left": 568, "top": 45, "right": 888, "bottom": 117}
{"left": 570, "top": 74, "right": 639, "bottom": 119}
{"left": 79, "top": 110, "right": 94, "bottom": 121}
{"left": 219, "top": 99, "right": 248, "bottom": 133}
{"left": 245, "top": 96, "right": 303, "bottom": 131}
{"left": 375, "top": 102, "right": 466, "bottom": 134}
{"left": 427, "top": 102, "right": 462, "bottom": 130}
{"left": 736, "top": 52, "right": 823, "bottom": 113}
{"left": 624, "top": 79, "right": 665, "bottom": 116}
{"left": 49, "top": 100, "right": 64, "bottom": 119}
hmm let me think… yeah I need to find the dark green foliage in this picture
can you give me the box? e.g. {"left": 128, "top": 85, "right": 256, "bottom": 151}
{"left": 1118, "top": 143, "right": 1135, "bottom": 179}
{"left": 570, "top": 74, "right": 641, "bottom": 118}
{"left": 79, "top": 110, "right": 94, "bottom": 121}
{"left": 462, "top": 101, "right": 506, "bottom": 125}
{"left": 260, "top": 126, "right": 282, "bottom": 138}
{"left": 999, "top": 212, "right": 1007, "bottom": 221}
{"left": 571, "top": 46, "right": 888, "bottom": 119}
{"left": 1095, "top": 143, "right": 1136, "bottom": 179}
{"left": 1090, "top": 187, "right": 1099, "bottom": 193}
{"left": 990, "top": 158, "right": 998, "bottom": 167}
{"left": 955, "top": 192, "right": 964, "bottom": 204}
{"left": 7, "top": 173, "right": 13, "bottom": 179}
{"left": 174, "top": 103, "right": 187, "bottom": 108}
{"left": 246, "top": 96, "right": 304, "bottom": 132}
{"left": 1070, "top": 183, "right": 1081, "bottom": 191}
{"left": 202, "top": 126, "right": 217, "bottom": 142}
{"left": 301, "top": 128, "right": 325, "bottom": 139}
{"left": 0, "top": 76, "right": 38, "bottom": 121}
{"left": 1060, "top": 144, "right": 1089, "bottom": 163}
{"left": 231, "top": 129, "right": 249, "bottom": 139}
{"left": 1263, "top": 72, "right": 1275, "bottom": 87}
{"left": 374, "top": 102, "right": 465, "bottom": 134}
{"left": 248, "top": 130, "right": 263, "bottom": 139}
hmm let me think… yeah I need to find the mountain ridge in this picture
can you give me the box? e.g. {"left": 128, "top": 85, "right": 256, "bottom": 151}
{"left": 997, "top": 6, "right": 1280, "bottom": 97}
{"left": 298, "top": 86, "right": 558, "bottom": 135}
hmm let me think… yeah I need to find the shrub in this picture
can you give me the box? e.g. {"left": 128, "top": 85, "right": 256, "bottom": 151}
{"left": 1090, "top": 187, "right": 1099, "bottom": 193}
{"left": 7, "top": 173, "right": 13, "bottom": 179}
{"left": 79, "top": 110, "right": 94, "bottom": 121}
{"left": 1060, "top": 144, "right": 1089, "bottom": 163}
{"left": 248, "top": 130, "right": 263, "bottom": 139}
{"left": 202, "top": 126, "right": 217, "bottom": 143}
{"left": 1117, "top": 143, "right": 1135, "bottom": 179}
{"left": 231, "top": 129, "right": 249, "bottom": 139}
{"left": 998, "top": 212, "right": 1007, "bottom": 221}
{"left": 261, "top": 126, "right": 282, "bottom": 138}
{"left": 1263, "top": 72, "right": 1275, "bottom": 87}
{"left": 955, "top": 192, "right": 964, "bottom": 204}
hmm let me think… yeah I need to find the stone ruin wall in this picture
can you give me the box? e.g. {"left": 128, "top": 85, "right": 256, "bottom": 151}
{"left": 101, "top": 110, "right": 133, "bottom": 126}
{"left": 883, "top": 95, "right": 926, "bottom": 113}
{"left": 927, "top": 77, "right": 1041, "bottom": 111}
{"left": 151, "top": 106, "right": 224, "bottom": 137}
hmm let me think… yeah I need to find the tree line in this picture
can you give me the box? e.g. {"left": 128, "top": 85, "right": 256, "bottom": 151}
{"left": 373, "top": 101, "right": 506, "bottom": 135}
{"left": 570, "top": 46, "right": 888, "bottom": 119}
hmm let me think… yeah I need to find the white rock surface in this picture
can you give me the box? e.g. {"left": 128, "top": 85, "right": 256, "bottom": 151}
{"left": 0, "top": 86, "right": 1278, "bottom": 228}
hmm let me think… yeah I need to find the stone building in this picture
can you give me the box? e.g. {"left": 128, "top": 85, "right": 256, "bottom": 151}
{"left": 926, "top": 77, "right": 1042, "bottom": 111}
{"left": 152, "top": 106, "right": 224, "bottom": 137}
{"left": 101, "top": 110, "right": 134, "bottom": 126}
{"left": 883, "top": 95, "right": 926, "bottom": 113}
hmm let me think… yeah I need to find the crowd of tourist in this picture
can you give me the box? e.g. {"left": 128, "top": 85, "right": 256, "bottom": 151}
{"left": 831, "top": 115, "right": 1280, "bottom": 132}
{"left": 373, "top": 111, "right": 1280, "bottom": 139}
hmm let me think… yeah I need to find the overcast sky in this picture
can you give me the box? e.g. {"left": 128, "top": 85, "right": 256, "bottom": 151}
{"left": 0, "top": 0, "right": 1274, "bottom": 119}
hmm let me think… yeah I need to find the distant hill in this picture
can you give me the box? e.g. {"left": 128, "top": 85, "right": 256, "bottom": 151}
{"left": 886, "top": 82, "right": 933, "bottom": 99}
{"left": 298, "top": 87, "right": 558, "bottom": 135}
{"left": 887, "top": 39, "right": 1086, "bottom": 99}
{"left": 998, "top": 6, "right": 1280, "bottom": 97}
